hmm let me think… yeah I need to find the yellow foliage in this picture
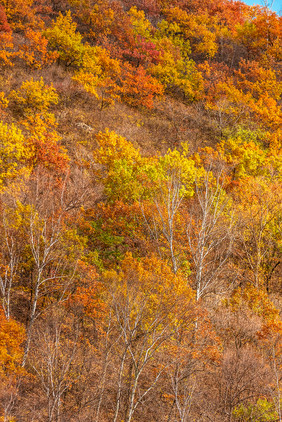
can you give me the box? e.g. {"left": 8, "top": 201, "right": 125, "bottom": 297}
{"left": 44, "top": 11, "right": 85, "bottom": 67}
{"left": 128, "top": 6, "right": 153, "bottom": 39}
{"left": 150, "top": 37, "right": 203, "bottom": 100}
{"left": 94, "top": 129, "right": 141, "bottom": 168}
{"left": 0, "top": 92, "right": 8, "bottom": 118}
{"left": 9, "top": 77, "right": 58, "bottom": 117}
{"left": 72, "top": 45, "right": 121, "bottom": 106}
{"left": 163, "top": 7, "right": 218, "bottom": 58}
{"left": 103, "top": 253, "right": 194, "bottom": 329}
{"left": 226, "top": 284, "right": 280, "bottom": 323}
{"left": 0, "top": 121, "right": 31, "bottom": 190}
{"left": 93, "top": 130, "right": 199, "bottom": 203}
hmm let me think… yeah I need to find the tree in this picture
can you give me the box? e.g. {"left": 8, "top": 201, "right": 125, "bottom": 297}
{"left": 0, "top": 121, "right": 31, "bottom": 191}
{"left": 102, "top": 254, "right": 194, "bottom": 422}
{"left": 93, "top": 131, "right": 198, "bottom": 272}
{"left": 141, "top": 145, "right": 197, "bottom": 273}
{"left": 221, "top": 284, "right": 281, "bottom": 422}
{"left": 235, "top": 5, "right": 282, "bottom": 62}
{"left": 0, "top": 206, "right": 21, "bottom": 320}
{"left": 150, "top": 37, "right": 204, "bottom": 101}
{"left": 0, "top": 0, "right": 37, "bottom": 32}
{"left": 120, "top": 62, "right": 163, "bottom": 108}
{"left": 0, "top": 92, "right": 8, "bottom": 118}
{"left": 44, "top": 10, "right": 85, "bottom": 67}
{"left": 29, "top": 310, "right": 82, "bottom": 422}
{"left": 186, "top": 167, "right": 234, "bottom": 300}
{"left": 0, "top": 306, "right": 25, "bottom": 421}
{"left": 8, "top": 79, "right": 69, "bottom": 173}
{"left": 9, "top": 77, "right": 58, "bottom": 119}
{"left": 205, "top": 59, "right": 282, "bottom": 131}
{"left": 0, "top": 5, "right": 14, "bottom": 68}
{"left": 162, "top": 7, "right": 218, "bottom": 59}
{"left": 67, "top": 0, "right": 125, "bottom": 41}
{"left": 150, "top": 20, "right": 204, "bottom": 101}
{"left": 216, "top": 347, "right": 270, "bottom": 421}
{"left": 20, "top": 29, "right": 59, "bottom": 69}
{"left": 93, "top": 129, "right": 144, "bottom": 203}
{"left": 259, "top": 321, "right": 282, "bottom": 422}
{"left": 233, "top": 398, "right": 279, "bottom": 422}
{"left": 72, "top": 45, "right": 122, "bottom": 109}
{"left": 8, "top": 171, "right": 86, "bottom": 365}
{"left": 165, "top": 307, "right": 221, "bottom": 422}
{"left": 234, "top": 176, "right": 282, "bottom": 290}
{"left": 0, "top": 5, "right": 10, "bottom": 33}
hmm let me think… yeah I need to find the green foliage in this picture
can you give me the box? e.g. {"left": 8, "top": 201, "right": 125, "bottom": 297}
{"left": 233, "top": 398, "right": 278, "bottom": 421}
{"left": 93, "top": 129, "right": 144, "bottom": 202}
{"left": 150, "top": 145, "right": 198, "bottom": 199}
{"left": 93, "top": 131, "right": 197, "bottom": 203}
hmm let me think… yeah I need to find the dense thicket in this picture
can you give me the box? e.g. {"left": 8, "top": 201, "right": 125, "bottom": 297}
{"left": 0, "top": 0, "right": 281, "bottom": 420}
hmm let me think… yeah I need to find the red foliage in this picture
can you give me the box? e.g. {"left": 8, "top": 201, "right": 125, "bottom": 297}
{"left": 0, "top": 5, "right": 11, "bottom": 33}
{"left": 122, "top": 35, "right": 161, "bottom": 67}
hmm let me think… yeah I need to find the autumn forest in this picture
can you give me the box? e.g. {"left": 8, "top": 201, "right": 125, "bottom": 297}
{"left": 0, "top": 0, "right": 281, "bottom": 420}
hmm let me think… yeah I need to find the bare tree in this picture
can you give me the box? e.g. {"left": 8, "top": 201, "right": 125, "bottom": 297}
{"left": 101, "top": 256, "right": 194, "bottom": 422}
{"left": 186, "top": 169, "right": 234, "bottom": 300}
{"left": 18, "top": 171, "right": 86, "bottom": 365}
{"left": 235, "top": 179, "right": 281, "bottom": 291}
{"left": 142, "top": 168, "right": 185, "bottom": 273}
{"left": 261, "top": 0, "right": 275, "bottom": 9}
{"left": 141, "top": 148, "right": 196, "bottom": 274}
{"left": 0, "top": 213, "right": 19, "bottom": 320}
{"left": 168, "top": 359, "right": 196, "bottom": 422}
{"left": 111, "top": 285, "right": 171, "bottom": 422}
{"left": 30, "top": 311, "right": 81, "bottom": 422}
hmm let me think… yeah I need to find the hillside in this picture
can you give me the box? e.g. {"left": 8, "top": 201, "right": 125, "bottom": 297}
{"left": 0, "top": 0, "right": 281, "bottom": 420}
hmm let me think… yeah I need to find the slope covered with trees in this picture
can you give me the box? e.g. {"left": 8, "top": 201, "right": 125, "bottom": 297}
{"left": 0, "top": 0, "right": 281, "bottom": 420}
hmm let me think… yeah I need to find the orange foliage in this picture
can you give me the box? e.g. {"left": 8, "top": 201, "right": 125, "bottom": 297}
{"left": 120, "top": 63, "right": 163, "bottom": 108}
{"left": 67, "top": 260, "right": 106, "bottom": 326}
{"left": 0, "top": 32, "right": 14, "bottom": 67}
{"left": 0, "top": 306, "right": 25, "bottom": 376}
{"left": 27, "top": 130, "right": 69, "bottom": 173}
{"left": 1, "top": 0, "right": 39, "bottom": 32}
{"left": 235, "top": 6, "right": 282, "bottom": 61}
{"left": 204, "top": 60, "right": 282, "bottom": 129}
{"left": 20, "top": 28, "right": 59, "bottom": 69}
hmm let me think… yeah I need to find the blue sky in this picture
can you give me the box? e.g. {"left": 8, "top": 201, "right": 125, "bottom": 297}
{"left": 240, "top": 0, "right": 282, "bottom": 14}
